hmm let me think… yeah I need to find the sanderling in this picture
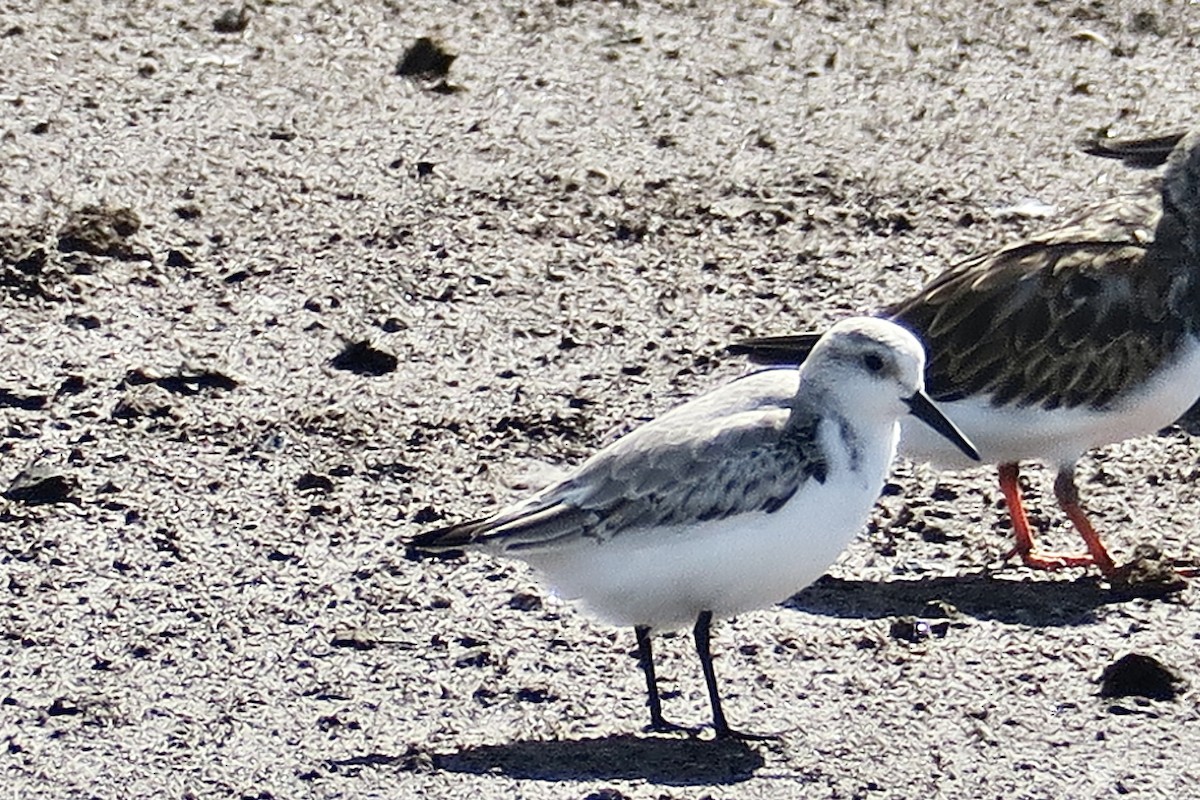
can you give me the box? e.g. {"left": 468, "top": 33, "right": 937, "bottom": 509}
{"left": 731, "top": 129, "right": 1200, "bottom": 578}
{"left": 410, "top": 317, "right": 979, "bottom": 739}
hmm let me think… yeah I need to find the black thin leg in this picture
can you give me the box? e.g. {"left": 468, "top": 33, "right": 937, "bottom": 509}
{"left": 693, "top": 610, "right": 776, "bottom": 741}
{"left": 636, "top": 625, "right": 666, "bottom": 729}
{"left": 635, "top": 625, "right": 694, "bottom": 735}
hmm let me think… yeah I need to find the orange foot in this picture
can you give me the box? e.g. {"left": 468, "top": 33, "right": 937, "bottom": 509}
{"left": 1003, "top": 545, "right": 1097, "bottom": 571}
{"left": 997, "top": 462, "right": 1118, "bottom": 577}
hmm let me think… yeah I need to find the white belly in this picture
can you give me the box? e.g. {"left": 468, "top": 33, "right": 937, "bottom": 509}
{"left": 525, "top": 422, "right": 898, "bottom": 631}
{"left": 901, "top": 334, "right": 1200, "bottom": 470}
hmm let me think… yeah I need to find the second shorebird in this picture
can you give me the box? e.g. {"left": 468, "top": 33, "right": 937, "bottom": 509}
{"left": 731, "top": 130, "right": 1200, "bottom": 577}
{"left": 410, "top": 318, "right": 979, "bottom": 739}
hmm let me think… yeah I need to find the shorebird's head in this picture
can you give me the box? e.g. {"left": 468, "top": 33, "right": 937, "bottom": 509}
{"left": 806, "top": 317, "right": 980, "bottom": 462}
{"left": 806, "top": 317, "right": 927, "bottom": 401}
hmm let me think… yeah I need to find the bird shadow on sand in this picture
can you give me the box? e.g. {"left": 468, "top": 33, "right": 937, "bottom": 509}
{"left": 429, "top": 733, "right": 764, "bottom": 785}
{"left": 786, "top": 571, "right": 1179, "bottom": 627}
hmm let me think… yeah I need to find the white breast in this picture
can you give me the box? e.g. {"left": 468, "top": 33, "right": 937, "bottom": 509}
{"left": 900, "top": 334, "right": 1200, "bottom": 469}
{"left": 525, "top": 418, "right": 899, "bottom": 631}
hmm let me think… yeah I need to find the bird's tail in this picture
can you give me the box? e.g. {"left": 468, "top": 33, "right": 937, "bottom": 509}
{"left": 1079, "top": 130, "right": 1186, "bottom": 169}
{"left": 726, "top": 332, "right": 822, "bottom": 365}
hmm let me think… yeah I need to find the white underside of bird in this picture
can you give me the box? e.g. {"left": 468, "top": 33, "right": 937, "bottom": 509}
{"left": 520, "top": 401, "right": 898, "bottom": 631}
{"left": 900, "top": 333, "right": 1200, "bottom": 470}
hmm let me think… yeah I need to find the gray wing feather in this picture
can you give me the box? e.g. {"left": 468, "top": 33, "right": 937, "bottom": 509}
{"left": 420, "top": 371, "right": 828, "bottom": 555}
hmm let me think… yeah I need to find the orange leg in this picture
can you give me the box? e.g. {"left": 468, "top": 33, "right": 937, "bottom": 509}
{"left": 998, "top": 463, "right": 1097, "bottom": 571}
{"left": 1052, "top": 468, "right": 1118, "bottom": 578}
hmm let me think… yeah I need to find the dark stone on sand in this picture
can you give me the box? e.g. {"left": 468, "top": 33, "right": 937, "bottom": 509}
{"left": 213, "top": 6, "right": 249, "bottom": 34}
{"left": 331, "top": 340, "right": 398, "bottom": 376}
{"left": 296, "top": 472, "right": 335, "bottom": 493}
{"left": 1099, "top": 653, "right": 1184, "bottom": 701}
{"left": 396, "top": 37, "right": 456, "bottom": 79}
{"left": 165, "top": 249, "right": 194, "bottom": 267}
{"left": 56, "top": 205, "right": 148, "bottom": 261}
{"left": 331, "top": 633, "right": 376, "bottom": 651}
{"left": 508, "top": 592, "right": 543, "bottom": 612}
{"left": 0, "top": 388, "right": 48, "bottom": 410}
{"left": 5, "top": 465, "right": 76, "bottom": 505}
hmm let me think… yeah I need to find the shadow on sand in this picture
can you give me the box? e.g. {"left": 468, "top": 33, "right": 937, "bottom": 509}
{"left": 787, "top": 571, "right": 1174, "bottom": 626}
{"left": 431, "top": 733, "right": 763, "bottom": 785}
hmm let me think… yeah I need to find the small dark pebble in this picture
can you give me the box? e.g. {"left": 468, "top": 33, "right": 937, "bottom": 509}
{"left": 396, "top": 37, "right": 456, "bottom": 78}
{"left": 473, "top": 686, "right": 500, "bottom": 705}
{"left": 57, "top": 375, "right": 86, "bottom": 395}
{"left": 213, "top": 6, "right": 249, "bottom": 34}
{"left": 46, "top": 698, "right": 81, "bottom": 717}
{"left": 508, "top": 592, "right": 543, "bottom": 612}
{"left": 919, "top": 524, "right": 960, "bottom": 544}
{"left": 1099, "top": 653, "right": 1184, "bottom": 701}
{"left": 0, "top": 388, "right": 48, "bottom": 410}
{"left": 5, "top": 466, "right": 76, "bottom": 505}
{"left": 330, "top": 634, "right": 376, "bottom": 651}
{"left": 331, "top": 340, "right": 398, "bottom": 376}
{"left": 165, "top": 249, "right": 194, "bottom": 268}
{"left": 515, "top": 687, "right": 555, "bottom": 703}
{"left": 929, "top": 484, "right": 958, "bottom": 502}
{"left": 296, "top": 472, "right": 335, "bottom": 493}
{"left": 56, "top": 205, "right": 146, "bottom": 261}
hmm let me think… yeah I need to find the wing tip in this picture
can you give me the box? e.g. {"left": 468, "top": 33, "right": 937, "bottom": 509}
{"left": 726, "top": 333, "right": 822, "bottom": 365}
{"left": 407, "top": 517, "right": 484, "bottom": 554}
{"left": 1078, "top": 130, "right": 1185, "bottom": 169}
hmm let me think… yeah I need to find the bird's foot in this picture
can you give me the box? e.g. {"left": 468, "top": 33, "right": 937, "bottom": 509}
{"left": 643, "top": 718, "right": 703, "bottom": 737}
{"left": 1004, "top": 545, "right": 1096, "bottom": 572}
{"left": 712, "top": 723, "right": 781, "bottom": 742}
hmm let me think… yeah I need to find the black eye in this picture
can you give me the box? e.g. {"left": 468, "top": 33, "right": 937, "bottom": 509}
{"left": 862, "top": 353, "right": 885, "bottom": 373}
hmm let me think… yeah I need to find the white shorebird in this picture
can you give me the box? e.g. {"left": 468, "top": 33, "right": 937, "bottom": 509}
{"left": 410, "top": 317, "right": 979, "bottom": 739}
{"left": 731, "top": 129, "right": 1200, "bottom": 578}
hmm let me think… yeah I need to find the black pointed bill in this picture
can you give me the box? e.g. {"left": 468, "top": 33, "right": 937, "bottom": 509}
{"left": 903, "top": 391, "right": 981, "bottom": 462}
